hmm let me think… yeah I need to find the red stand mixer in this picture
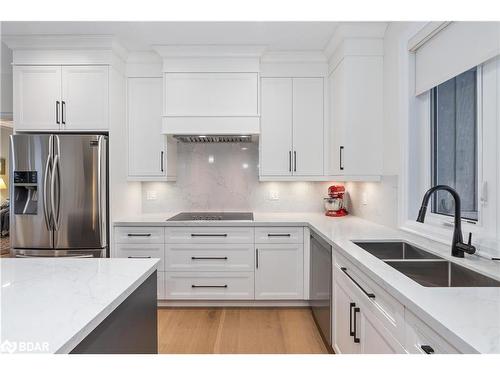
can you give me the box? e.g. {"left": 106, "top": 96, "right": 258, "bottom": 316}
{"left": 324, "top": 185, "right": 348, "bottom": 217}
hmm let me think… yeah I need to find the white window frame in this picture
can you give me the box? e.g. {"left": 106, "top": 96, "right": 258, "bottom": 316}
{"left": 400, "top": 36, "right": 499, "bottom": 258}
{"left": 423, "top": 66, "right": 483, "bottom": 229}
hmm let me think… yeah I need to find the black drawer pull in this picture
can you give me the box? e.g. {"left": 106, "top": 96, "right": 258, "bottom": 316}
{"left": 191, "top": 284, "right": 228, "bottom": 288}
{"left": 191, "top": 234, "right": 228, "bottom": 237}
{"left": 267, "top": 233, "right": 291, "bottom": 237}
{"left": 127, "top": 256, "right": 152, "bottom": 259}
{"left": 421, "top": 345, "right": 435, "bottom": 354}
{"left": 191, "top": 256, "right": 228, "bottom": 260}
{"left": 353, "top": 307, "right": 360, "bottom": 343}
{"left": 127, "top": 233, "right": 152, "bottom": 237}
{"left": 340, "top": 267, "right": 376, "bottom": 299}
{"left": 349, "top": 302, "right": 356, "bottom": 337}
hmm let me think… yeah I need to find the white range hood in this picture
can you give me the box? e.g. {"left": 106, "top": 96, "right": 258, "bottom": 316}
{"left": 155, "top": 45, "right": 263, "bottom": 139}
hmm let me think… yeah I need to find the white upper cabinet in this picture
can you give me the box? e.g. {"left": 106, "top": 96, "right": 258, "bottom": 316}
{"left": 260, "top": 77, "right": 325, "bottom": 179}
{"left": 164, "top": 72, "right": 258, "bottom": 116}
{"left": 14, "top": 66, "right": 62, "bottom": 131}
{"left": 13, "top": 65, "right": 109, "bottom": 132}
{"left": 260, "top": 78, "right": 293, "bottom": 176}
{"left": 61, "top": 66, "right": 109, "bottom": 131}
{"left": 292, "top": 78, "right": 324, "bottom": 176}
{"left": 127, "top": 77, "right": 176, "bottom": 181}
{"left": 329, "top": 55, "right": 383, "bottom": 177}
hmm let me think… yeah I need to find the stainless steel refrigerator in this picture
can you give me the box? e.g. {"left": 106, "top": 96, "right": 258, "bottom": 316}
{"left": 9, "top": 134, "right": 108, "bottom": 257}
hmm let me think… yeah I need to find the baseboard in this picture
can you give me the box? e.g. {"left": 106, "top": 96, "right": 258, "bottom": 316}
{"left": 157, "top": 300, "right": 311, "bottom": 308}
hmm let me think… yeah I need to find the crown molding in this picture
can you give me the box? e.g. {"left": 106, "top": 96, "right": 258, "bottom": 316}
{"left": 261, "top": 50, "right": 327, "bottom": 63}
{"left": 152, "top": 45, "right": 267, "bottom": 58}
{"left": 2, "top": 35, "right": 128, "bottom": 61}
{"left": 323, "top": 22, "right": 388, "bottom": 59}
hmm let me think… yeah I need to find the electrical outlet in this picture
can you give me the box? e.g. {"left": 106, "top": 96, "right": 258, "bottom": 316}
{"left": 361, "top": 192, "right": 368, "bottom": 205}
{"left": 269, "top": 190, "right": 280, "bottom": 200}
{"left": 146, "top": 190, "right": 157, "bottom": 201}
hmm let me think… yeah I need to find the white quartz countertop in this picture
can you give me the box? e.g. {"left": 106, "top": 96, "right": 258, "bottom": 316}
{"left": 115, "top": 212, "right": 500, "bottom": 353}
{"left": 0, "top": 258, "right": 159, "bottom": 354}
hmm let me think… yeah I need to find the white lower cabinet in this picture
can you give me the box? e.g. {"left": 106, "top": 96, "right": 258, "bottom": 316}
{"left": 255, "top": 243, "right": 304, "bottom": 300}
{"left": 333, "top": 250, "right": 406, "bottom": 354}
{"left": 404, "top": 310, "right": 460, "bottom": 354}
{"left": 165, "top": 272, "right": 254, "bottom": 300}
{"left": 157, "top": 271, "right": 166, "bottom": 299}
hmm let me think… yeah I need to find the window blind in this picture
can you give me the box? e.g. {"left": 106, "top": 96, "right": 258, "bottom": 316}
{"left": 414, "top": 22, "right": 500, "bottom": 96}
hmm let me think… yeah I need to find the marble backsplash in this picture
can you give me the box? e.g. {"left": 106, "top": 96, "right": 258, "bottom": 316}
{"left": 141, "top": 142, "right": 336, "bottom": 213}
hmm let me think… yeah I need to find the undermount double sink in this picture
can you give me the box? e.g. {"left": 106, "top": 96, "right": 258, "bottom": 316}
{"left": 353, "top": 241, "right": 500, "bottom": 288}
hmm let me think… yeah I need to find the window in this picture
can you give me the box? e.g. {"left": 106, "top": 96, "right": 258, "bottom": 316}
{"left": 430, "top": 68, "right": 478, "bottom": 221}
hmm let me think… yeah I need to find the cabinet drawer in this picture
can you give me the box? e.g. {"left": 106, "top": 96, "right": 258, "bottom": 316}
{"left": 166, "top": 227, "right": 253, "bottom": 244}
{"left": 115, "top": 227, "right": 164, "bottom": 244}
{"left": 405, "top": 310, "right": 460, "bottom": 354}
{"left": 157, "top": 271, "right": 166, "bottom": 300}
{"left": 255, "top": 227, "right": 304, "bottom": 243}
{"left": 165, "top": 272, "right": 254, "bottom": 300}
{"left": 334, "top": 249, "right": 405, "bottom": 343}
{"left": 115, "top": 244, "right": 165, "bottom": 271}
{"left": 165, "top": 244, "right": 254, "bottom": 272}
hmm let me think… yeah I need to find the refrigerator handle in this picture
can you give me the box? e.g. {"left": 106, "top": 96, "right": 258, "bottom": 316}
{"left": 42, "top": 136, "right": 53, "bottom": 230}
{"left": 97, "top": 136, "right": 103, "bottom": 243}
{"left": 50, "top": 154, "right": 61, "bottom": 230}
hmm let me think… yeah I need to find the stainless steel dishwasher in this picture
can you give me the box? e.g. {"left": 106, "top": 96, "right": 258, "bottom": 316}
{"left": 310, "top": 230, "right": 332, "bottom": 347}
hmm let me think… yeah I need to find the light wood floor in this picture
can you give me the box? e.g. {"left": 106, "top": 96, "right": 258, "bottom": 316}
{"left": 157, "top": 307, "right": 330, "bottom": 354}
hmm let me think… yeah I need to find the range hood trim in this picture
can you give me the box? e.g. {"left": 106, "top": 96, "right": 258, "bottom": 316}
{"left": 161, "top": 116, "right": 260, "bottom": 136}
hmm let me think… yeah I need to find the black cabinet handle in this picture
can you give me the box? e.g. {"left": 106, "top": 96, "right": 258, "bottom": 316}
{"left": 341, "top": 267, "right": 375, "bottom": 299}
{"left": 191, "top": 233, "right": 228, "bottom": 237}
{"left": 191, "top": 256, "right": 228, "bottom": 260}
{"left": 349, "top": 302, "right": 356, "bottom": 337}
{"left": 127, "top": 256, "right": 152, "bottom": 259}
{"left": 127, "top": 233, "right": 152, "bottom": 237}
{"left": 56, "top": 101, "right": 60, "bottom": 124}
{"left": 421, "top": 345, "right": 435, "bottom": 354}
{"left": 160, "top": 151, "right": 164, "bottom": 172}
{"left": 256, "top": 248, "right": 259, "bottom": 269}
{"left": 191, "top": 284, "right": 228, "bottom": 288}
{"left": 61, "top": 101, "right": 66, "bottom": 125}
{"left": 267, "top": 233, "right": 291, "bottom": 237}
{"left": 353, "top": 307, "right": 360, "bottom": 343}
{"left": 294, "top": 151, "right": 297, "bottom": 172}
{"left": 340, "top": 146, "right": 344, "bottom": 171}
{"left": 289, "top": 151, "right": 292, "bottom": 172}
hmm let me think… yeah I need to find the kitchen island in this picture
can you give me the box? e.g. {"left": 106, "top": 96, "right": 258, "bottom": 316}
{"left": 0, "top": 258, "right": 159, "bottom": 354}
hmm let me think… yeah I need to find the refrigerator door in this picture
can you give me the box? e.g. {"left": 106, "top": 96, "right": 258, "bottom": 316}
{"left": 10, "top": 134, "right": 53, "bottom": 249}
{"left": 52, "top": 134, "right": 107, "bottom": 249}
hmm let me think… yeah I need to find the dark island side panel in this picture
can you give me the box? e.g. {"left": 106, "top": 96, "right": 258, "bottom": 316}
{"left": 71, "top": 271, "right": 158, "bottom": 354}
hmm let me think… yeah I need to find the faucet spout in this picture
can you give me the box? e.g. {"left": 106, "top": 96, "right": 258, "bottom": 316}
{"left": 416, "top": 185, "right": 476, "bottom": 258}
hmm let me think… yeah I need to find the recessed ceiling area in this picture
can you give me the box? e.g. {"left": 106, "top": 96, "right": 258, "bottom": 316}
{"left": 0, "top": 21, "right": 341, "bottom": 52}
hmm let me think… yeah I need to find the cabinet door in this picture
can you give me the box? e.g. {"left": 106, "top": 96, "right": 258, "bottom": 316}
{"left": 127, "top": 77, "right": 166, "bottom": 178}
{"left": 61, "top": 66, "right": 108, "bottom": 130}
{"left": 260, "top": 78, "right": 293, "bottom": 176}
{"left": 359, "top": 309, "right": 406, "bottom": 354}
{"left": 255, "top": 243, "right": 304, "bottom": 300}
{"left": 13, "top": 66, "right": 62, "bottom": 131}
{"left": 329, "top": 63, "right": 346, "bottom": 175}
{"left": 333, "top": 275, "right": 360, "bottom": 354}
{"left": 292, "top": 78, "right": 324, "bottom": 175}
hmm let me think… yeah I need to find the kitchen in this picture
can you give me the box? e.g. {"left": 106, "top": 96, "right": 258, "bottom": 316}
{"left": 1, "top": 1, "right": 500, "bottom": 371}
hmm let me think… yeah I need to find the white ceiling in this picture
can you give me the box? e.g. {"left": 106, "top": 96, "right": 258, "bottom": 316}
{"left": 0, "top": 21, "right": 341, "bottom": 52}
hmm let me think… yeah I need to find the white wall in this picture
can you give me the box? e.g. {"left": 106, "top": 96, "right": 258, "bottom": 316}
{"left": 0, "top": 42, "right": 13, "bottom": 117}
{"left": 142, "top": 142, "right": 339, "bottom": 213}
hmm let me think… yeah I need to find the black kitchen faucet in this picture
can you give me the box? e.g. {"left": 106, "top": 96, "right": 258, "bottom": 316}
{"left": 416, "top": 185, "right": 476, "bottom": 258}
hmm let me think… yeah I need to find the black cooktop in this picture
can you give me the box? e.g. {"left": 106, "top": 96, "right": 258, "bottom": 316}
{"left": 167, "top": 212, "right": 254, "bottom": 221}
